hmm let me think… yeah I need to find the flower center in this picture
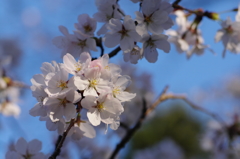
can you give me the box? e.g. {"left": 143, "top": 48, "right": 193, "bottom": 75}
{"left": 144, "top": 15, "right": 152, "bottom": 24}
{"left": 57, "top": 81, "right": 68, "bottom": 90}
{"left": 96, "top": 103, "right": 104, "bottom": 111}
{"left": 131, "top": 48, "right": 139, "bottom": 55}
{"left": 58, "top": 97, "right": 68, "bottom": 107}
{"left": 84, "top": 25, "right": 93, "bottom": 33}
{"left": 225, "top": 25, "right": 234, "bottom": 34}
{"left": 118, "top": 25, "right": 129, "bottom": 39}
{"left": 77, "top": 40, "right": 86, "bottom": 48}
{"left": 104, "top": 65, "right": 110, "bottom": 70}
{"left": 74, "top": 63, "right": 82, "bottom": 72}
{"left": 113, "top": 87, "right": 121, "bottom": 97}
{"left": 89, "top": 79, "right": 98, "bottom": 88}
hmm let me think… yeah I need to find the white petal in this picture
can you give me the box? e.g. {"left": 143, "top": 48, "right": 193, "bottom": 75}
{"left": 117, "top": 92, "right": 136, "bottom": 102}
{"left": 15, "top": 138, "right": 27, "bottom": 155}
{"left": 144, "top": 46, "right": 158, "bottom": 63}
{"left": 64, "top": 103, "right": 76, "bottom": 121}
{"left": 27, "top": 139, "right": 42, "bottom": 154}
{"left": 81, "top": 96, "right": 97, "bottom": 110}
{"left": 80, "top": 122, "right": 96, "bottom": 138}
{"left": 87, "top": 110, "right": 101, "bottom": 126}
{"left": 104, "top": 33, "right": 121, "bottom": 48}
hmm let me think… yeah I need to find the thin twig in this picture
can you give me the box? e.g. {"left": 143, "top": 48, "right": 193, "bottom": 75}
{"left": 108, "top": 46, "right": 121, "bottom": 58}
{"left": 109, "top": 86, "right": 169, "bottom": 159}
{"left": 48, "top": 119, "right": 75, "bottom": 159}
{"left": 109, "top": 98, "right": 147, "bottom": 159}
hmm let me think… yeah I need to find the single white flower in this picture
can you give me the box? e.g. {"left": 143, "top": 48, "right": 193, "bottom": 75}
{"left": 112, "top": 75, "right": 136, "bottom": 102}
{"left": 74, "top": 14, "right": 97, "bottom": 37}
{"left": 104, "top": 16, "right": 141, "bottom": 52}
{"left": 215, "top": 16, "right": 240, "bottom": 57}
{"left": 52, "top": 25, "right": 97, "bottom": 58}
{"left": 63, "top": 52, "right": 91, "bottom": 76}
{"left": 81, "top": 93, "right": 123, "bottom": 126}
{"left": 141, "top": 34, "right": 170, "bottom": 63}
{"left": 135, "top": 0, "right": 173, "bottom": 35}
{"left": 73, "top": 67, "right": 111, "bottom": 96}
{"left": 43, "top": 90, "right": 81, "bottom": 121}
{"left": 44, "top": 67, "right": 75, "bottom": 96}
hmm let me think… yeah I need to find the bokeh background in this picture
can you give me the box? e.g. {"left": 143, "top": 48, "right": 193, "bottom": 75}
{"left": 1, "top": 0, "right": 240, "bottom": 158}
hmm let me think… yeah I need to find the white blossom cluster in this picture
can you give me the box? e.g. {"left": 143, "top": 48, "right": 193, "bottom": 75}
{"left": 215, "top": 6, "right": 240, "bottom": 57}
{"left": 30, "top": 52, "right": 136, "bottom": 140}
{"left": 53, "top": 0, "right": 173, "bottom": 64}
{"left": 166, "top": 10, "right": 210, "bottom": 59}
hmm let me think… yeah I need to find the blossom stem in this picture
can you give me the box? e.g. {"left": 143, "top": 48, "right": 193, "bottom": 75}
{"left": 217, "top": 8, "right": 238, "bottom": 14}
{"left": 48, "top": 118, "right": 75, "bottom": 159}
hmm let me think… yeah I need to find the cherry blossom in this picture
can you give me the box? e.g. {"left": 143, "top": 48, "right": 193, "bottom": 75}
{"left": 43, "top": 90, "right": 81, "bottom": 121}
{"left": 215, "top": 11, "right": 240, "bottom": 57}
{"left": 135, "top": 0, "right": 173, "bottom": 35}
{"left": 74, "top": 14, "right": 97, "bottom": 37}
{"left": 111, "top": 75, "right": 136, "bottom": 102}
{"left": 53, "top": 26, "right": 97, "bottom": 58}
{"left": 141, "top": 34, "right": 170, "bottom": 63}
{"left": 63, "top": 52, "right": 91, "bottom": 76}
{"left": 104, "top": 15, "right": 141, "bottom": 52}
{"left": 81, "top": 93, "right": 123, "bottom": 126}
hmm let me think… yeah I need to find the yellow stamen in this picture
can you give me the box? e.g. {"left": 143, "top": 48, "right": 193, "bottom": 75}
{"left": 113, "top": 87, "right": 121, "bottom": 97}
{"left": 104, "top": 65, "right": 110, "bottom": 70}
{"left": 74, "top": 63, "right": 82, "bottom": 72}
{"left": 97, "top": 103, "right": 104, "bottom": 111}
{"left": 57, "top": 81, "right": 68, "bottom": 90}
{"left": 89, "top": 79, "right": 98, "bottom": 88}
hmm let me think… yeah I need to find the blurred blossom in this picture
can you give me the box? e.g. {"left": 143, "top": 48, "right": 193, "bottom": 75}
{"left": 21, "top": 7, "right": 41, "bottom": 28}
{"left": 133, "top": 138, "right": 185, "bottom": 159}
{"left": 227, "top": 75, "right": 240, "bottom": 99}
{"left": 0, "top": 39, "right": 22, "bottom": 69}
{"left": 201, "top": 111, "right": 240, "bottom": 159}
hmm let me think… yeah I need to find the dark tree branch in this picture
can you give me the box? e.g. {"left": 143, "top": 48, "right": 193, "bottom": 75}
{"left": 49, "top": 119, "right": 75, "bottom": 159}
{"left": 120, "top": 122, "right": 130, "bottom": 131}
{"left": 95, "top": 37, "right": 105, "bottom": 57}
{"left": 108, "top": 46, "right": 121, "bottom": 58}
{"left": 109, "top": 98, "right": 147, "bottom": 159}
{"left": 109, "top": 86, "right": 169, "bottom": 159}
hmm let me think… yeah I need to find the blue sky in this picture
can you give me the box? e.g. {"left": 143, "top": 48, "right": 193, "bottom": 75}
{"left": 1, "top": 0, "right": 240, "bottom": 158}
